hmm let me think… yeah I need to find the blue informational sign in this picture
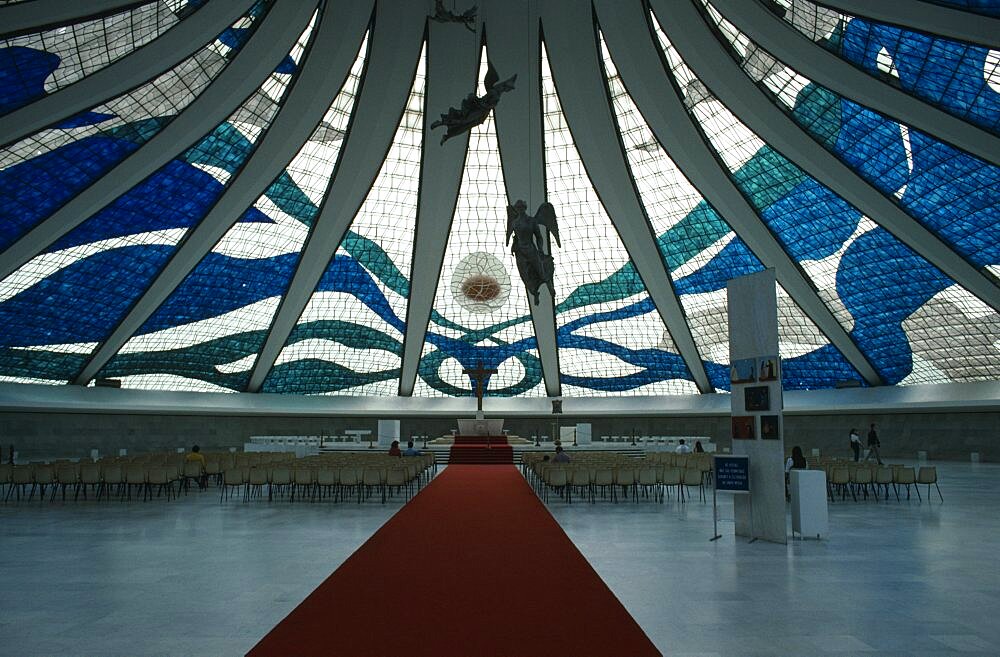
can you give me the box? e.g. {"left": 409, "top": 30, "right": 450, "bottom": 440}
{"left": 714, "top": 455, "right": 750, "bottom": 492}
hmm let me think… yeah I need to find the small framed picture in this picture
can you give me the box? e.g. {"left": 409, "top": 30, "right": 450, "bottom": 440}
{"left": 729, "top": 358, "right": 756, "bottom": 384}
{"left": 758, "top": 355, "right": 779, "bottom": 382}
{"left": 760, "top": 415, "right": 780, "bottom": 440}
{"left": 732, "top": 416, "right": 755, "bottom": 440}
{"left": 744, "top": 386, "right": 770, "bottom": 412}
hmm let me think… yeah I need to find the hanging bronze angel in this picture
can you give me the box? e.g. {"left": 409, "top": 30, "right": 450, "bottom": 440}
{"left": 431, "top": 62, "right": 516, "bottom": 145}
{"left": 506, "top": 200, "right": 560, "bottom": 305}
{"left": 429, "top": 0, "right": 477, "bottom": 32}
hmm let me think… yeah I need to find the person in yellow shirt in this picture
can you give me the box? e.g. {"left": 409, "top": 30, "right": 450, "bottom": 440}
{"left": 185, "top": 445, "right": 207, "bottom": 489}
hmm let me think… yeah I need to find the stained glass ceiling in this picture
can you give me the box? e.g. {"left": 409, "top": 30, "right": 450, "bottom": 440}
{"left": 0, "top": 0, "right": 997, "bottom": 399}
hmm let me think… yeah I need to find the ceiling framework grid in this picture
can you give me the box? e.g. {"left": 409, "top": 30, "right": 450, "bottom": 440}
{"left": 816, "top": 0, "right": 1000, "bottom": 48}
{"left": 540, "top": 0, "right": 711, "bottom": 393}
{"left": 593, "top": 0, "right": 881, "bottom": 386}
{"left": 776, "top": 0, "right": 1000, "bottom": 137}
{"left": 0, "top": 0, "right": 256, "bottom": 148}
{"left": 246, "top": 0, "right": 428, "bottom": 393}
{"left": 73, "top": 1, "right": 353, "bottom": 386}
{"left": 652, "top": 0, "right": 1000, "bottom": 314}
{"left": 697, "top": 2, "right": 1000, "bottom": 294}
{"left": 1, "top": 0, "right": 182, "bottom": 102}
{"left": 652, "top": 3, "right": 999, "bottom": 385}
{"left": 92, "top": 26, "right": 372, "bottom": 393}
{"left": 709, "top": 0, "right": 1000, "bottom": 168}
{"left": 0, "top": 0, "right": 317, "bottom": 285}
{"left": 262, "top": 43, "right": 427, "bottom": 396}
{"left": 0, "top": 3, "right": 272, "bottom": 258}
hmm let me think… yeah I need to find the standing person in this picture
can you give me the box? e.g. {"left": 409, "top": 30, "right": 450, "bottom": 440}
{"left": 675, "top": 439, "right": 692, "bottom": 454}
{"left": 849, "top": 428, "right": 862, "bottom": 462}
{"left": 185, "top": 445, "right": 208, "bottom": 489}
{"left": 865, "top": 423, "right": 883, "bottom": 465}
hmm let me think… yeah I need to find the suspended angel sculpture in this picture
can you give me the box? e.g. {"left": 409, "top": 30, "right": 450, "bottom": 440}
{"left": 431, "top": 62, "right": 516, "bottom": 145}
{"left": 506, "top": 200, "right": 560, "bottom": 305}
{"left": 429, "top": 0, "right": 477, "bottom": 32}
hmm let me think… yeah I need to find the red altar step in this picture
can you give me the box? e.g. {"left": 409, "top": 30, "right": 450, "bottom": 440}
{"left": 449, "top": 435, "right": 513, "bottom": 464}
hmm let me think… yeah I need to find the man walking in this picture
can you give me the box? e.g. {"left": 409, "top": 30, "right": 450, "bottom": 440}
{"left": 865, "top": 423, "right": 883, "bottom": 465}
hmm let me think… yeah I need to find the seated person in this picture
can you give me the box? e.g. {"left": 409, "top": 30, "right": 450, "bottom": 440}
{"left": 785, "top": 445, "right": 807, "bottom": 500}
{"left": 388, "top": 440, "right": 402, "bottom": 457}
{"left": 675, "top": 439, "right": 692, "bottom": 454}
{"left": 185, "top": 444, "right": 206, "bottom": 466}
{"left": 185, "top": 445, "right": 207, "bottom": 489}
{"left": 694, "top": 440, "right": 705, "bottom": 453}
{"left": 403, "top": 440, "right": 422, "bottom": 456}
{"left": 785, "top": 445, "right": 807, "bottom": 472}
{"left": 552, "top": 446, "right": 570, "bottom": 463}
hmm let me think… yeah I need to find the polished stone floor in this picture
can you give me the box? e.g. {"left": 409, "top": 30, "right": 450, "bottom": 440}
{"left": 0, "top": 461, "right": 996, "bottom": 657}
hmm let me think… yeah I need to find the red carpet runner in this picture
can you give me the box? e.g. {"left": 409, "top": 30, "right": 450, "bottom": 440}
{"left": 448, "top": 435, "right": 513, "bottom": 464}
{"left": 248, "top": 465, "right": 660, "bottom": 657}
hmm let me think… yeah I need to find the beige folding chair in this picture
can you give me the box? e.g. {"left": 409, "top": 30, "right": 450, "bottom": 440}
{"left": 30, "top": 465, "right": 55, "bottom": 502}
{"left": 178, "top": 461, "right": 201, "bottom": 493}
{"left": 291, "top": 467, "right": 315, "bottom": 502}
{"left": 850, "top": 466, "right": 875, "bottom": 501}
{"left": 146, "top": 466, "right": 174, "bottom": 500}
{"left": 637, "top": 466, "right": 660, "bottom": 503}
{"left": 385, "top": 468, "right": 408, "bottom": 501}
{"left": 247, "top": 467, "right": 268, "bottom": 500}
{"left": 6, "top": 465, "right": 32, "bottom": 502}
{"left": 681, "top": 467, "right": 705, "bottom": 502}
{"left": 220, "top": 467, "right": 248, "bottom": 502}
{"left": 874, "top": 466, "right": 894, "bottom": 501}
{"left": 917, "top": 466, "right": 942, "bottom": 502}
{"left": 315, "top": 467, "right": 340, "bottom": 501}
{"left": 893, "top": 466, "right": 920, "bottom": 501}
{"left": 830, "top": 466, "right": 853, "bottom": 501}
{"left": 77, "top": 463, "right": 101, "bottom": 500}
{"left": 55, "top": 464, "right": 79, "bottom": 502}
{"left": 659, "top": 466, "right": 682, "bottom": 501}
{"left": 614, "top": 466, "right": 637, "bottom": 503}
{"left": 339, "top": 466, "right": 362, "bottom": 503}
{"left": 124, "top": 463, "right": 146, "bottom": 501}
{"left": 99, "top": 463, "right": 124, "bottom": 500}
{"left": 268, "top": 466, "right": 291, "bottom": 501}
{"left": 543, "top": 467, "right": 567, "bottom": 503}
{"left": 0, "top": 463, "right": 11, "bottom": 500}
{"left": 362, "top": 467, "right": 385, "bottom": 503}
{"left": 592, "top": 467, "right": 616, "bottom": 502}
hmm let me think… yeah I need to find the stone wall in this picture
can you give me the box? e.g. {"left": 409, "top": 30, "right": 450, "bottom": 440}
{"left": 1, "top": 410, "right": 997, "bottom": 461}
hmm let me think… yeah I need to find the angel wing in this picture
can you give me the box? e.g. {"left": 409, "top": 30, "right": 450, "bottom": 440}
{"left": 535, "top": 202, "right": 560, "bottom": 248}
{"left": 484, "top": 61, "right": 499, "bottom": 92}
{"left": 461, "top": 4, "right": 478, "bottom": 19}
{"left": 505, "top": 203, "right": 518, "bottom": 245}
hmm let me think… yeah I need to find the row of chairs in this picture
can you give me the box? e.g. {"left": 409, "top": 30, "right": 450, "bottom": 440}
{"left": 0, "top": 461, "right": 205, "bottom": 502}
{"left": 523, "top": 454, "right": 707, "bottom": 504}
{"left": 824, "top": 463, "right": 942, "bottom": 502}
{"left": 1, "top": 451, "right": 436, "bottom": 505}
{"left": 220, "top": 456, "right": 434, "bottom": 504}
{"left": 600, "top": 435, "right": 705, "bottom": 445}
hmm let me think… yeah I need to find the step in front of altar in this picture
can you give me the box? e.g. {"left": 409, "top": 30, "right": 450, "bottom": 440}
{"left": 448, "top": 441, "right": 514, "bottom": 464}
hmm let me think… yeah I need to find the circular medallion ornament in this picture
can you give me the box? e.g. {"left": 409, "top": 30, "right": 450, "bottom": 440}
{"left": 451, "top": 251, "right": 511, "bottom": 314}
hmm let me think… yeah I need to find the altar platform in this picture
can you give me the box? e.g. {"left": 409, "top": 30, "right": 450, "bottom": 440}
{"left": 314, "top": 437, "right": 718, "bottom": 465}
